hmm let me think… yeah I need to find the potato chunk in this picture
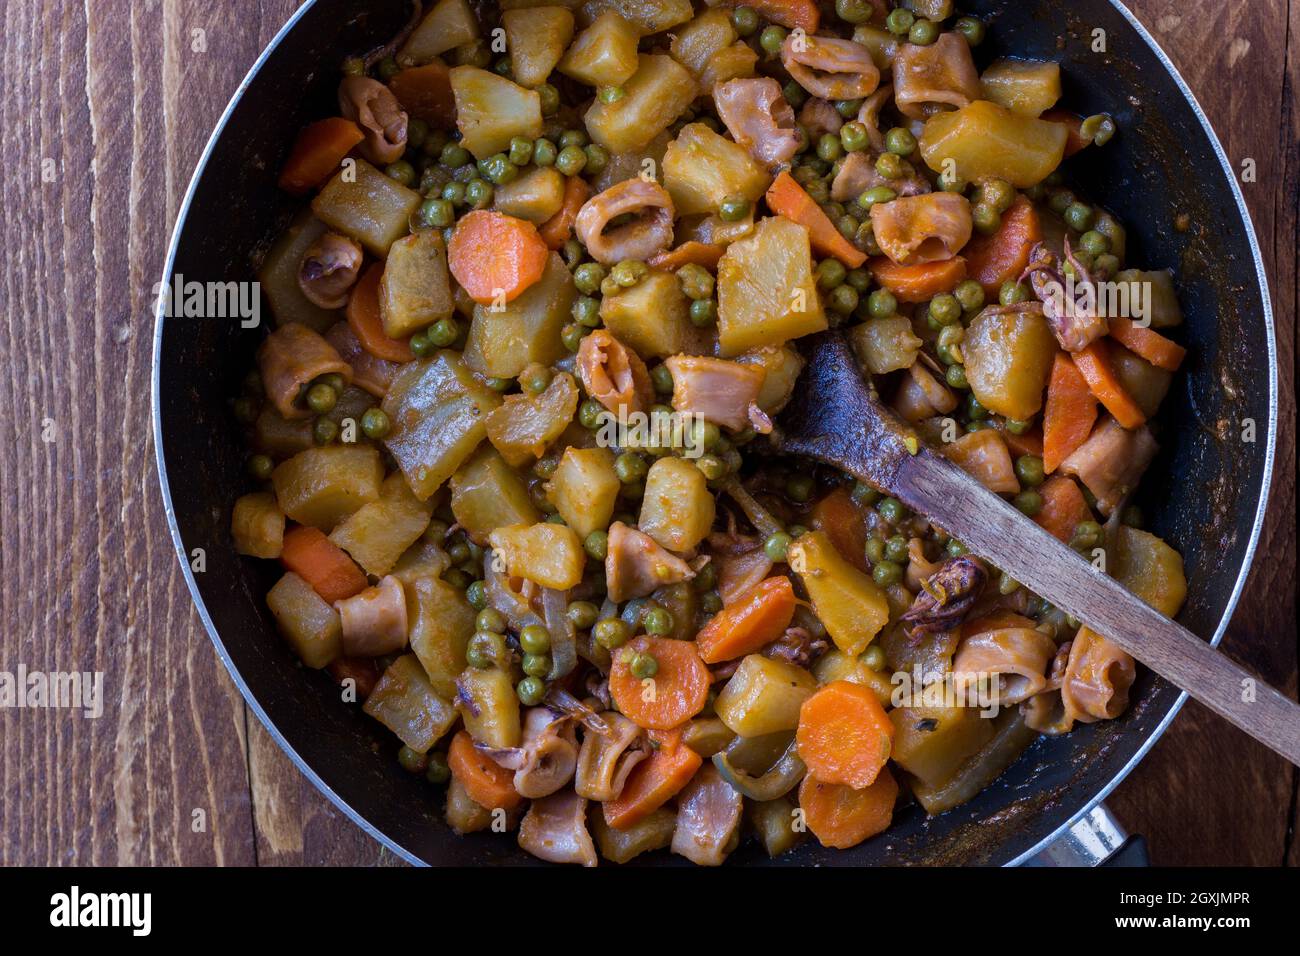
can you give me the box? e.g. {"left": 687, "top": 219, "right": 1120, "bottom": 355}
{"left": 399, "top": 0, "right": 480, "bottom": 64}
{"left": 580, "top": 0, "right": 693, "bottom": 34}
{"left": 669, "top": 8, "right": 735, "bottom": 80}
{"left": 548, "top": 446, "right": 620, "bottom": 539}
{"left": 717, "top": 215, "right": 826, "bottom": 356}
{"left": 584, "top": 54, "right": 697, "bottom": 154}
{"left": 599, "top": 269, "right": 690, "bottom": 358}
{"left": 1114, "top": 526, "right": 1186, "bottom": 618}
{"left": 980, "top": 58, "right": 1061, "bottom": 117}
{"left": 271, "top": 444, "right": 383, "bottom": 531}
{"left": 559, "top": 11, "right": 640, "bottom": 87}
{"left": 381, "top": 351, "right": 503, "bottom": 500}
{"left": 788, "top": 530, "right": 889, "bottom": 657}
{"left": 638, "top": 456, "right": 715, "bottom": 553}
{"left": 484, "top": 371, "right": 580, "bottom": 466}
{"left": 450, "top": 66, "right": 544, "bottom": 159}
{"left": 380, "top": 231, "right": 454, "bottom": 339}
{"left": 311, "top": 160, "right": 422, "bottom": 257}
{"left": 714, "top": 654, "right": 817, "bottom": 737}
{"left": 267, "top": 571, "right": 342, "bottom": 668}
{"left": 451, "top": 445, "right": 540, "bottom": 544}
{"left": 231, "top": 492, "right": 285, "bottom": 559}
{"left": 407, "top": 577, "right": 477, "bottom": 698}
{"left": 850, "top": 315, "right": 924, "bottom": 375}
{"left": 504, "top": 6, "right": 574, "bottom": 88}
{"left": 488, "top": 522, "right": 585, "bottom": 590}
{"left": 493, "top": 166, "right": 567, "bottom": 223}
{"left": 363, "top": 654, "right": 458, "bottom": 753}
{"left": 889, "top": 705, "right": 995, "bottom": 787}
{"left": 456, "top": 666, "right": 522, "bottom": 748}
{"left": 463, "top": 252, "right": 575, "bottom": 378}
{"left": 963, "top": 305, "right": 1057, "bottom": 420}
{"left": 663, "top": 122, "right": 770, "bottom": 217}
{"left": 329, "top": 472, "right": 434, "bottom": 576}
{"left": 919, "top": 100, "right": 1067, "bottom": 188}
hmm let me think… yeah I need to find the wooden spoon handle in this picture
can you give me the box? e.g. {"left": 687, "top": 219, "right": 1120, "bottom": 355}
{"left": 894, "top": 448, "right": 1300, "bottom": 765}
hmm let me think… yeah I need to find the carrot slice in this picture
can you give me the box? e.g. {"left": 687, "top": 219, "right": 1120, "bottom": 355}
{"left": 609, "top": 636, "right": 710, "bottom": 730}
{"left": 603, "top": 729, "right": 702, "bottom": 830}
{"left": 280, "top": 526, "right": 368, "bottom": 604}
{"left": 1107, "top": 316, "right": 1186, "bottom": 371}
{"left": 448, "top": 730, "right": 523, "bottom": 811}
{"left": 346, "top": 263, "right": 414, "bottom": 363}
{"left": 747, "top": 0, "right": 819, "bottom": 31}
{"left": 799, "top": 768, "right": 898, "bottom": 850}
{"left": 1042, "top": 352, "right": 1099, "bottom": 473}
{"left": 796, "top": 680, "right": 894, "bottom": 789}
{"left": 1042, "top": 109, "right": 1091, "bottom": 157}
{"left": 867, "top": 256, "right": 967, "bottom": 303}
{"left": 538, "top": 175, "right": 591, "bottom": 251}
{"left": 388, "top": 63, "right": 455, "bottom": 126}
{"left": 961, "top": 196, "right": 1041, "bottom": 295}
{"left": 448, "top": 210, "right": 549, "bottom": 304}
{"left": 695, "top": 576, "right": 797, "bottom": 664}
{"left": 277, "top": 117, "right": 364, "bottom": 195}
{"left": 810, "top": 486, "right": 871, "bottom": 573}
{"left": 1072, "top": 339, "right": 1146, "bottom": 429}
{"left": 999, "top": 423, "right": 1044, "bottom": 459}
{"left": 649, "top": 241, "right": 725, "bottom": 272}
{"left": 1034, "top": 475, "right": 1093, "bottom": 543}
{"left": 766, "top": 170, "right": 867, "bottom": 268}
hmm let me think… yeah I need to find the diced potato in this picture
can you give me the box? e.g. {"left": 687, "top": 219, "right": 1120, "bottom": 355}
{"left": 591, "top": 806, "right": 676, "bottom": 863}
{"left": 456, "top": 666, "right": 521, "bottom": 748}
{"left": 717, "top": 215, "right": 827, "bottom": 356}
{"left": 699, "top": 41, "right": 758, "bottom": 92}
{"left": 1110, "top": 345, "right": 1173, "bottom": 418}
{"left": 850, "top": 315, "right": 924, "bottom": 375}
{"left": 852, "top": 24, "right": 900, "bottom": 70}
{"left": 271, "top": 445, "right": 383, "bottom": 531}
{"left": 488, "top": 522, "right": 585, "bottom": 589}
{"left": 311, "top": 160, "right": 422, "bottom": 257}
{"left": 548, "top": 446, "right": 619, "bottom": 539}
{"left": 980, "top": 58, "right": 1062, "bottom": 117}
{"left": 485, "top": 371, "right": 580, "bottom": 466}
{"left": 559, "top": 11, "right": 640, "bottom": 87}
{"left": 258, "top": 209, "right": 339, "bottom": 332}
{"left": 681, "top": 717, "right": 735, "bottom": 757}
{"left": 889, "top": 704, "right": 995, "bottom": 787}
{"left": 463, "top": 252, "right": 575, "bottom": 378}
{"left": 329, "top": 472, "right": 434, "bottom": 576}
{"left": 736, "top": 344, "right": 805, "bottom": 414}
{"left": 580, "top": 0, "right": 693, "bottom": 34}
{"left": 963, "top": 305, "right": 1057, "bottom": 420}
{"left": 446, "top": 776, "right": 493, "bottom": 834}
{"left": 363, "top": 654, "right": 458, "bottom": 753}
{"left": 266, "top": 571, "right": 342, "bottom": 668}
{"left": 812, "top": 650, "right": 893, "bottom": 708}
{"left": 714, "top": 654, "right": 817, "bottom": 737}
{"left": 584, "top": 54, "right": 697, "bottom": 154}
{"left": 492, "top": 166, "right": 567, "bottom": 223}
{"left": 379, "top": 231, "right": 454, "bottom": 339}
{"left": 941, "top": 429, "right": 1019, "bottom": 494}
{"left": 599, "top": 269, "right": 690, "bottom": 358}
{"left": 449, "top": 66, "right": 544, "bottom": 159}
{"left": 663, "top": 122, "right": 770, "bottom": 217}
{"left": 398, "top": 0, "right": 481, "bottom": 64}
{"left": 638, "top": 456, "right": 715, "bottom": 553}
{"left": 1114, "top": 526, "right": 1186, "bottom": 617}
{"left": 407, "top": 576, "right": 477, "bottom": 697}
{"left": 919, "top": 100, "right": 1067, "bottom": 188}
{"left": 391, "top": 539, "right": 452, "bottom": 587}
{"left": 669, "top": 9, "right": 735, "bottom": 80}
{"left": 504, "top": 7, "right": 574, "bottom": 88}
{"left": 788, "top": 530, "right": 890, "bottom": 657}
{"left": 748, "top": 796, "right": 804, "bottom": 857}
{"left": 388, "top": 62, "right": 456, "bottom": 126}
{"left": 254, "top": 407, "right": 314, "bottom": 460}
{"left": 1113, "top": 269, "right": 1182, "bottom": 328}
{"left": 382, "top": 351, "right": 503, "bottom": 500}
{"left": 232, "top": 492, "right": 285, "bottom": 559}
{"left": 451, "top": 445, "right": 540, "bottom": 543}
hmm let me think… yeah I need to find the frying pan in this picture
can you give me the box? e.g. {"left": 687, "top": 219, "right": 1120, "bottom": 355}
{"left": 152, "top": 0, "right": 1278, "bottom": 865}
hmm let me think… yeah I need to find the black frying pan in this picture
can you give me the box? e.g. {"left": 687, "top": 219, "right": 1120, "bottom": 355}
{"left": 152, "top": 0, "right": 1278, "bottom": 865}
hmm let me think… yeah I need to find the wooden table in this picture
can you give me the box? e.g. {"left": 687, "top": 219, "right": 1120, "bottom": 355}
{"left": 1, "top": 0, "right": 1294, "bottom": 866}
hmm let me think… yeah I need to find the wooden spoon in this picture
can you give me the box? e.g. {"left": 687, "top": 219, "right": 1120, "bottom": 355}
{"left": 775, "top": 331, "right": 1300, "bottom": 766}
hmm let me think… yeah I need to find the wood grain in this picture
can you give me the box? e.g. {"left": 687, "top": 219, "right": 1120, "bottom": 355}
{"left": 0, "top": 0, "right": 1293, "bottom": 866}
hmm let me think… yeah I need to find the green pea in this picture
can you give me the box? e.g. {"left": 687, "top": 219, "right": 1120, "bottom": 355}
{"left": 861, "top": 645, "right": 887, "bottom": 671}
{"left": 946, "top": 538, "right": 968, "bottom": 558}
{"left": 783, "top": 80, "right": 808, "bottom": 110}
{"left": 908, "top": 18, "right": 939, "bottom": 45}
{"left": 940, "top": 174, "right": 967, "bottom": 193}
{"left": 555, "top": 144, "right": 587, "bottom": 176}
{"left": 571, "top": 295, "right": 601, "bottom": 330}
{"left": 946, "top": 364, "right": 969, "bottom": 389}
{"left": 462, "top": 580, "right": 486, "bottom": 612}
{"left": 877, "top": 496, "right": 906, "bottom": 524}
{"left": 1065, "top": 202, "right": 1095, "bottom": 232}
{"left": 643, "top": 606, "right": 674, "bottom": 635}
{"left": 519, "top": 623, "right": 551, "bottom": 655}
{"left": 1013, "top": 490, "right": 1043, "bottom": 516}
{"left": 786, "top": 474, "right": 815, "bottom": 503}
{"left": 693, "top": 562, "right": 718, "bottom": 593}
{"left": 440, "top": 142, "right": 471, "bottom": 168}
{"left": 537, "top": 83, "right": 560, "bottom": 116}
{"left": 999, "top": 280, "right": 1029, "bottom": 305}
{"left": 570, "top": 263, "right": 604, "bottom": 297}
{"left": 1048, "top": 188, "right": 1076, "bottom": 215}
{"left": 929, "top": 293, "right": 962, "bottom": 326}
{"left": 689, "top": 298, "right": 717, "bottom": 327}
{"left": 584, "top": 529, "right": 609, "bottom": 561}
{"left": 584, "top": 144, "right": 610, "bottom": 176}
{"left": 867, "top": 288, "right": 897, "bottom": 319}
{"left": 383, "top": 157, "right": 416, "bottom": 186}
{"left": 493, "top": 56, "right": 513, "bottom": 77}
{"left": 719, "top": 195, "right": 752, "bottom": 222}
{"left": 816, "top": 258, "right": 847, "bottom": 290}
{"left": 523, "top": 140, "right": 553, "bottom": 171}
{"left": 877, "top": 536, "right": 906, "bottom": 565}
{"left": 502, "top": 137, "right": 532, "bottom": 167}
{"left": 815, "top": 132, "right": 843, "bottom": 163}
{"left": 560, "top": 322, "right": 585, "bottom": 353}
{"left": 577, "top": 400, "right": 607, "bottom": 432}
{"left": 629, "top": 652, "right": 659, "bottom": 679}
{"left": 441, "top": 180, "right": 467, "bottom": 206}
{"left": 558, "top": 128, "right": 588, "bottom": 149}
{"left": 519, "top": 365, "right": 552, "bottom": 395}
{"left": 874, "top": 152, "right": 905, "bottom": 180}
{"left": 979, "top": 179, "right": 1016, "bottom": 214}
{"left": 483, "top": 377, "right": 511, "bottom": 393}
{"left": 615, "top": 452, "right": 648, "bottom": 484}
{"left": 424, "top": 316, "right": 458, "bottom": 347}
{"left": 700, "top": 591, "right": 723, "bottom": 615}
{"left": 464, "top": 178, "right": 493, "bottom": 209}
{"left": 731, "top": 5, "right": 759, "bottom": 36}
{"left": 834, "top": 121, "right": 868, "bottom": 154}
{"left": 1070, "top": 520, "right": 1103, "bottom": 551}
{"left": 760, "top": 24, "right": 788, "bottom": 54}
{"left": 248, "top": 454, "right": 274, "bottom": 481}
{"left": 360, "top": 406, "right": 390, "bottom": 441}
{"left": 341, "top": 56, "right": 365, "bottom": 77}
{"left": 676, "top": 263, "right": 714, "bottom": 301}
{"left": 304, "top": 382, "right": 337, "bottom": 414}
{"left": 1093, "top": 253, "right": 1120, "bottom": 278}
{"left": 418, "top": 197, "right": 455, "bottom": 229}
{"left": 883, "top": 127, "right": 916, "bottom": 158}
{"left": 695, "top": 454, "right": 727, "bottom": 481}
{"left": 850, "top": 481, "right": 880, "bottom": 506}
{"left": 424, "top": 752, "right": 451, "bottom": 785}
{"left": 424, "top": 519, "right": 449, "bottom": 544}
{"left": 965, "top": 393, "right": 988, "bottom": 421}
{"left": 858, "top": 185, "right": 897, "bottom": 212}
{"left": 972, "top": 203, "right": 1002, "bottom": 235}
{"left": 1079, "top": 230, "right": 1110, "bottom": 256}
{"left": 232, "top": 396, "right": 257, "bottom": 424}
{"left": 835, "top": 0, "right": 873, "bottom": 24}
{"left": 568, "top": 601, "right": 599, "bottom": 631}
{"left": 516, "top": 676, "right": 546, "bottom": 706}
{"left": 398, "top": 745, "right": 428, "bottom": 774}
{"left": 872, "top": 560, "right": 903, "bottom": 586}
{"left": 1004, "top": 417, "right": 1032, "bottom": 435}
{"left": 1081, "top": 112, "right": 1116, "bottom": 146}
{"left": 954, "top": 279, "right": 985, "bottom": 313}
{"left": 404, "top": 117, "right": 429, "bottom": 150}
{"left": 594, "top": 617, "right": 630, "bottom": 649}
{"left": 997, "top": 572, "right": 1021, "bottom": 596}
{"left": 616, "top": 260, "right": 651, "bottom": 288}
{"left": 954, "top": 15, "right": 986, "bottom": 46}
{"left": 886, "top": 7, "right": 915, "bottom": 35}
{"left": 312, "top": 416, "right": 339, "bottom": 445}
{"left": 650, "top": 364, "right": 674, "bottom": 395}
{"left": 487, "top": 153, "right": 520, "bottom": 185}
{"left": 763, "top": 531, "right": 794, "bottom": 562}
{"left": 476, "top": 608, "right": 506, "bottom": 634}
{"left": 827, "top": 283, "right": 859, "bottom": 315}
{"left": 1015, "top": 454, "right": 1046, "bottom": 488}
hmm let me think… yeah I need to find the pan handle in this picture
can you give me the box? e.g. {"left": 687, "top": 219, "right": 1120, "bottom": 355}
{"left": 1022, "top": 804, "right": 1147, "bottom": 866}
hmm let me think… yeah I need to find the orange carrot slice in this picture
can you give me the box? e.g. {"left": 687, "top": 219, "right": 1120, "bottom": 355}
{"left": 1106, "top": 316, "right": 1186, "bottom": 371}
{"left": 810, "top": 486, "right": 871, "bottom": 573}
{"left": 796, "top": 680, "right": 894, "bottom": 789}
{"left": 388, "top": 63, "right": 455, "bottom": 126}
{"left": 649, "top": 241, "right": 725, "bottom": 272}
{"left": 280, "top": 526, "right": 368, "bottom": 604}
{"left": 278, "top": 118, "right": 364, "bottom": 195}
{"left": 747, "top": 0, "right": 819, "bottom": 31}
{"left": 603, "top": 729, "right": 702, "bottom": 830}
{"left": 695, "top": 576, "right": 797, "bottom": 664}
{"left": 867, "top": 256, "right": 967, "bottom": 303}
{"left": 766, "top": 170, "right": 867, "bottom": 268}
{"left": 448, "top": 210, "right": 549, "bottom": 305}
{"left": 538, "top": 175, "right": 591, "bottom": 251}
{"left": 448, "top": 730, "right": 523, "bottom": 811}
{"left": 1042, "top": 352, "right": 1099, "bottom": 473}
{"left": 609, "top": 636, "right": 710, "bottom": 731}
{"left": 961, "top": 196, "right": 1042, "bottom": 295}
{"left": 346, "top": 263, "right": 414, "bottom": 363}
{"left": 799, "top": 768, "right": 898, "bottom": 849}
{"left": 1034, "top": 475, "right": 1093, "bottom": 543}
{"left": 1042, "top": 109, "right": 1092, "bottom": 157}
{"left": 1072, "top": 339, "right": 1146, "bottom": 429}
